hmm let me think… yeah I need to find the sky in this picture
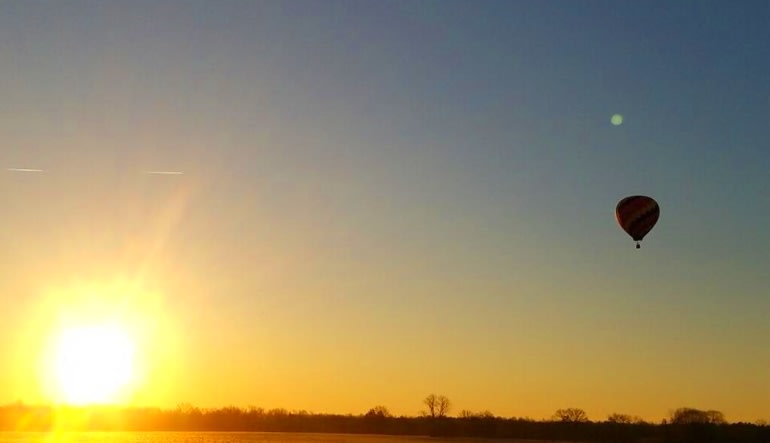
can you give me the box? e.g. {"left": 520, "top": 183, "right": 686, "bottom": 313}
{"left": 1, "top": 0, "right": 769, "bottom": 423}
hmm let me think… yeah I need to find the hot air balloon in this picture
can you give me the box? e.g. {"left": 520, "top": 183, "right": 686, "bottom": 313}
{"left": 615, "top": 195, "right": 659, "bottom": 249}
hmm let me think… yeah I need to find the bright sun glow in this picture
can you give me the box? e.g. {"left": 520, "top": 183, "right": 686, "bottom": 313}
{"left": 51, "top": 323, "right": 137, "bottom": 405}
{"left": 30, "top": 280, "right": 179, "bottom": 407}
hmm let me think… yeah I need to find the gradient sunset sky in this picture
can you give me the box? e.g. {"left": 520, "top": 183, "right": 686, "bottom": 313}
{"left": 1, "top": 0, "right": 768, "bottom": 423}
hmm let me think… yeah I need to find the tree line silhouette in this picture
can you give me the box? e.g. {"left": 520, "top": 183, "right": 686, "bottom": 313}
{"left": 0, "top": 395, "right": 767, "bottom": 443}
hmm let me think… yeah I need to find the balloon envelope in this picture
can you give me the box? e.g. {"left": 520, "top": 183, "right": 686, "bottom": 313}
{"left": 615, "top": 196, "right": 659, "bottom": 244}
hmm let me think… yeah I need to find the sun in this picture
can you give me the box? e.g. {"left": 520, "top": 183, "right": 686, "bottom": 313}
{"left": 51, "top": 323, "right": 137, "bottom": 405}
{"left": 32, "top": 280, "right": 179, "bottom": 407}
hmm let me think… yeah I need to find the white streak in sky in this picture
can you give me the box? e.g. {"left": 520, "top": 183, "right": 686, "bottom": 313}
{"left": 143, "top": 171, "right": 184, "bottom": 175}
{"left": 6, "top": 168, "right": 43, "bottom": 172}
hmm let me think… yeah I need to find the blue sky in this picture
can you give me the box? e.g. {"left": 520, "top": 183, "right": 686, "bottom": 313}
{"left": 1, "top": 0, "right": 768, "bottom": 421}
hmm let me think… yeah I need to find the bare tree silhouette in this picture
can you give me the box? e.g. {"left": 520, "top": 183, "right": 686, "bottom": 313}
{"left": 365, "top": 405, "right": 392, "bottom": 418}
{"left": 606, "top": 413, "right": 645, "bottom": 424}
{"left": 423, "top": 394, "right": 451, "bottom": 418}
{"left": 553, "top": 408, "right": 589, "bottom": 423}
{"left": 460, "top": 410, "right": 494, "bottom": 419}
{"left": 669, "top": 407, "right": 726, "bottom": 424}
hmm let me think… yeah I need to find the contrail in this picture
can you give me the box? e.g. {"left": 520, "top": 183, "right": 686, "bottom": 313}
{"left": 143, "top": 171, "right": 184, "bottom": 175}
{"left": 6, "top": 168, "right": 43, "bottom": 172}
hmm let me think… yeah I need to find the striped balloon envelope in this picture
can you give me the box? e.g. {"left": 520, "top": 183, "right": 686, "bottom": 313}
{"left": 615, "top": 195, "right": 660, "bottom": 249}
